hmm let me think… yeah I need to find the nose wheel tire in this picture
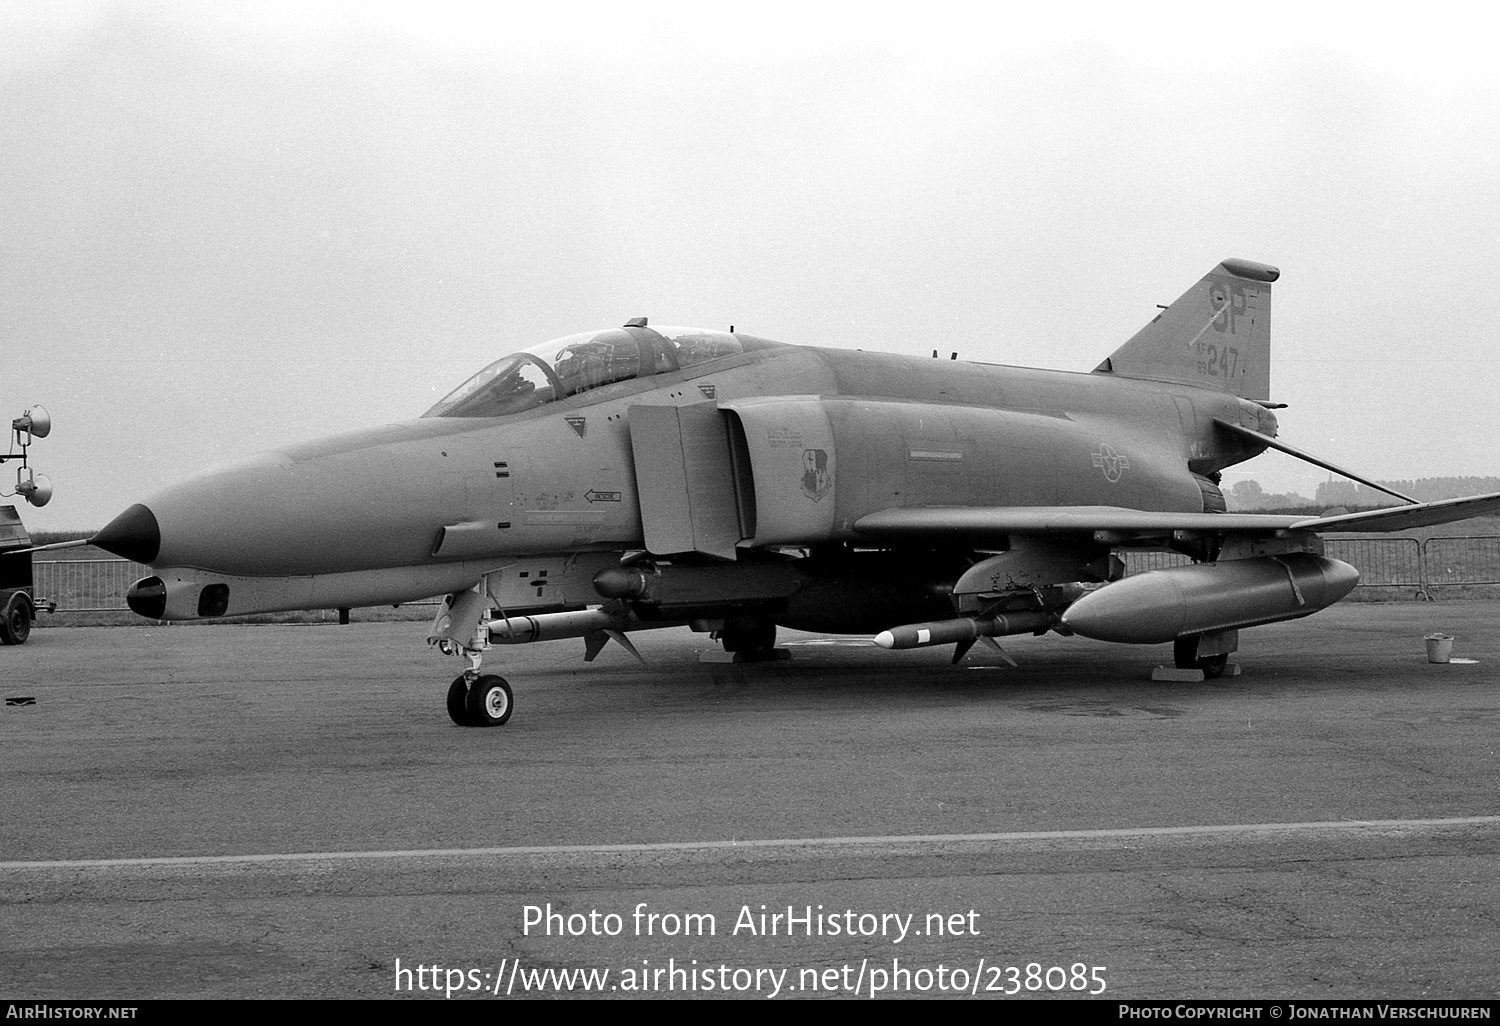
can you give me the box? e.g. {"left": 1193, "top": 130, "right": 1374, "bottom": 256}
{"left": 460, "top": 674, "right": 514, "bottom": 726}
{"left": 446, "top": 675, "right": 478, "bottom": 726}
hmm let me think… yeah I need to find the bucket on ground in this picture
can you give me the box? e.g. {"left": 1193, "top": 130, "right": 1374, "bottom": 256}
{"left": 1425, "top": 633, "right": 1454, "bottom": 663}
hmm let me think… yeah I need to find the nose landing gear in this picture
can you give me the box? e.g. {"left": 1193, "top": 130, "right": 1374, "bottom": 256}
{"left": 431, "top": 584, "right": 515, "bottom": 727}
{"left": 446, "top": 672, "right": 514, "bottom": 727}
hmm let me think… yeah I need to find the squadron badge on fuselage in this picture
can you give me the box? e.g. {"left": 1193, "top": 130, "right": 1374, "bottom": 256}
{"left": 801, "top": 448, "right": 831, "bottom": 502}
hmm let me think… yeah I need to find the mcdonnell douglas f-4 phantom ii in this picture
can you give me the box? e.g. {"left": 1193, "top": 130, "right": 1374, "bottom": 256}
{"left": 83, "top": 258, "right": 1500, "bottom": 725}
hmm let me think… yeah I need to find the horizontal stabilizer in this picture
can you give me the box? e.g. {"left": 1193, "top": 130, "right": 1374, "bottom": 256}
{"left": 1213, "top": 419, "right": 1418, "bottom": 505}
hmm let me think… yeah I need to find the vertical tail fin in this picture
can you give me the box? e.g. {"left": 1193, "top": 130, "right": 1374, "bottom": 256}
{"left": 1094, "top": 258, "right": 1278, "bottom": 400}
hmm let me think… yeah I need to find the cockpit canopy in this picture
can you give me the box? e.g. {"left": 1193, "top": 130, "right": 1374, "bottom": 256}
{"left": 424, "top": 323, "right": 756, "bottom": 419}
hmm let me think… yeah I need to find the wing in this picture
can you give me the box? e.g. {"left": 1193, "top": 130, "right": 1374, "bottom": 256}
{"left": 852, "top": 493, "right": 1500, "bottom": 545}
{"left": 853, "top": 505, "right": 1303, "bottom": 544}
{"left": 1290, "top": 492, "right": 1500, "bottom": 532}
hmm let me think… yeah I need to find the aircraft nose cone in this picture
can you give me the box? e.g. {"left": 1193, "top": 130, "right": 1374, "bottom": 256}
{"left": 93, "top": 503, "right": 161, "bottom": 564}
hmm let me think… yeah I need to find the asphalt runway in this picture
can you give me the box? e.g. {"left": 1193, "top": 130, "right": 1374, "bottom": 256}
{"left": 3, "top": 603, "right": 1498, "bottom": 1000}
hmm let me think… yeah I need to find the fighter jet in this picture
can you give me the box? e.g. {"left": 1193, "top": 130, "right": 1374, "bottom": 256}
{"left": 89, "top": 259, "right": 1500, "bottom": 725}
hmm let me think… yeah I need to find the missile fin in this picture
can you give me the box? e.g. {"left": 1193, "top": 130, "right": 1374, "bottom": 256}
{"left": 607, "top": 629, "right": 646, "bottom": 664}
{"left": 980, "top": 636, "right": 1019, "bottom": 666}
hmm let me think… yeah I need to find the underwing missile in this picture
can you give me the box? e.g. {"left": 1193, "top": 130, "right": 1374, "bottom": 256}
{"left": 486, "top": 607, "right": 681, "bottom": 644}
{"left": 1060, "top": 553, "right": 1359, "bottom": 644}
{"left": 874, "top": 611, "right": 1053, "bottom": 650}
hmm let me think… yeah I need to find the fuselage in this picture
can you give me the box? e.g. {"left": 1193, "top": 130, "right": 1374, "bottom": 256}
{"left": 94, "top": 330, "right": 1273, "bottom": 621}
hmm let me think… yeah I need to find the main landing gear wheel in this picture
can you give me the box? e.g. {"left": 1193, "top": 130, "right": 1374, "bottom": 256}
{"left": 465, "top": 674, "right": 514, "bottom": 726}
{"left": 720, "top": 617, "right": 776, "bottom": 654}
{"left": 1173, "top": 637, "right": 1228, "bottom": 680}
{"left": 0, "top": 594, "right": 32, "bottom": 645}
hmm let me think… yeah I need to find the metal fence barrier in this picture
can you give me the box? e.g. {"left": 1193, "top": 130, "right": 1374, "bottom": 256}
{"left": 33, "top": 559, "right": 152, "bottom": 612}
{"left": 29, "top": 559, "right": 446, "bottom": 614}
{"left": 31, "top": 538, "right": 1500, "bottom": 613}
{"left": 1327, "top": 538, "right": 1425, "bottom": 591}
{"left": 1422, "top": 536, "right": 1500, "bottom": 588}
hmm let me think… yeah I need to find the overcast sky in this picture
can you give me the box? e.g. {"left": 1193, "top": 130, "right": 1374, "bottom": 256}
{"left": 4, "top": 1, "right": 1498, "bottom": 529}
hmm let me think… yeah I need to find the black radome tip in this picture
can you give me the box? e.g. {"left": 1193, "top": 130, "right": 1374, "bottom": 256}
{"left": 93, "top": 504, "right": 161, "bottom": 565}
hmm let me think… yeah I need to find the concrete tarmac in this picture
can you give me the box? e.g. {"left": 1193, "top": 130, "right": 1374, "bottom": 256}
{"left": 2, "top": 603, "right": 1498, "bottom": 999}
